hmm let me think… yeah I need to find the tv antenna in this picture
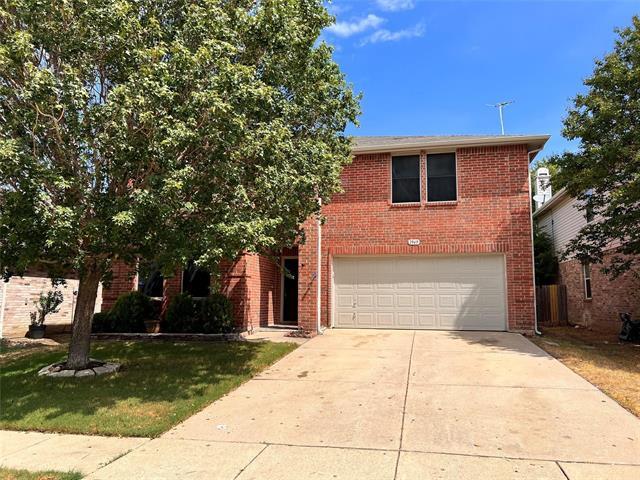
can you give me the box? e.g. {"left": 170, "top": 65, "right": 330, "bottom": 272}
{"left": 487, "top": 101, "right": 514, "bottom": 135}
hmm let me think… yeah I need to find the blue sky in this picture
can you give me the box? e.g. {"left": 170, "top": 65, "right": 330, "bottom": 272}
{"left": 322, "top": 0, "right": 639, "bottom": 162}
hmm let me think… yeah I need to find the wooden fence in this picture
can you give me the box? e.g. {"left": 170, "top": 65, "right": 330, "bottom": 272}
{"left": 536, "top": 285, "right": 568, "bottom": 326}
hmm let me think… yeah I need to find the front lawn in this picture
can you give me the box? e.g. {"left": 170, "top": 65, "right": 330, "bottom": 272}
{"left": 532, "top": 327, "right": 640, "bottom": 417}
{"left": 0, "top": 340, "right": 297, "bottom": 437}
{"left": 0, "top": 468, "right": 81, "bottom": 480}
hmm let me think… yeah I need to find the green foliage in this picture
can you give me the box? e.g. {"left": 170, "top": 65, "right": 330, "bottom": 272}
{"left": 162, "top": 292, "right": 234, "bottom": 333}
{"left": 0, "top": 0, "right": 359, "bottom": 279}
{"left": 200, "top": 293, "right": 234, "bottom": 334}
{"left": 0, "top": 0, "right": 358, "bottom": 362}
{"left": 30, "top": 290, "right": 64, "bottom": 326}
{"left": 162, "top": 293, "right": 199, "bottom": 333}
{"left": 92, "top": 291, "right": 152, "bottom": 333}
{"left": 91, "top": 312, "right": 114, "bottom": 333}
{"left": 533, "top": 224, "right": 559, "bottom": 285}
{"left": 549, "top": 16, "right": 640, "bottom": 277}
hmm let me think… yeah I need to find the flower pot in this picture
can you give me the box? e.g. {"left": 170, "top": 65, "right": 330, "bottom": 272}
{"left": 28, "top": 324, "right": 46, "bottom": 339}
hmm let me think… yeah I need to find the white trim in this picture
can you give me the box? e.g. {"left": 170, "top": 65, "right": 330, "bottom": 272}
{"left": 353, "top": 134, "right": 550, "bottom": 155}
{"left": 533, "top": 187, "right": 568, "bottom": 218}
{"left": 425, "top": 151, "right": 458, "bottom": 204}
{"left": 279, "top": 256, "right": 298, "bottom": 325}
{"left": 390, "top": 154, "right": 422, "bottom": 205}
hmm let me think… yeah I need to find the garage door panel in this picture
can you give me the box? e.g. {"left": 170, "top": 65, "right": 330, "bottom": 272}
{"left": 333, "top": 255, "right": 506, "bottom": 331}
{"left": 397, "top": 295, "right": 415, "bottom": 308}
{"left": 376, "top": 294, "right": 394, "bottom": 308}
{"left": 376, "top": 312, "right": 395, "bottom": 327}
{"left": 357, "top": 312, "right": 375, "bottom": 326}
{"left": 337, "top": 295, "right": 355, "bottom": 308}
{"left": 397, "top": 312, "right": 416, "bottom": 327}
{"left": 336, "top": 312, "right": 355, "bottom": 327}
{"left": 357, "top": 295, "right": 374, "bottom": 307}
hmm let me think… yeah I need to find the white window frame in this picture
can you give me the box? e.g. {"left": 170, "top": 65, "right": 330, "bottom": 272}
{"left": 390, "top": 154, "right": 422, "bottom": 204}
{"left": 426, "top": 151, "right": 458, "bottom": 204}
{"left": 582, "top": 262, "right": 592, "bottom": 300}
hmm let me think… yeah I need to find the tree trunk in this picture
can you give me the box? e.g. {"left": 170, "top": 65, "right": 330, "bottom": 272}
{"left": 66, "top": 264, "right": 101, "bottom": 370}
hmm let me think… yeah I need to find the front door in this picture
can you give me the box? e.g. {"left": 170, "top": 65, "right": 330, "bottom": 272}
{"left": 282, "top": 258, "right": 299, "bottom": 325}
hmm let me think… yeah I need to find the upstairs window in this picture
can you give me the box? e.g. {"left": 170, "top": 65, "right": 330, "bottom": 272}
{"left": 427, "top": 153, "right": 457, "bottom": 202}
{"left": 392, "top": 155, "right": 420, "bottom": 203}
{"left": 183, "top": 262, "right": 211, "bottom": 298}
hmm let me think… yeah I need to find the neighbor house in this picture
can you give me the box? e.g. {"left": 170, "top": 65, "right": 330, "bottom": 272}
{"left": 102, "top": 134, "right": 549, "bottom": 335}
{"left": 534, "top": 184, "right": 640, "bottom": 332}
{"left": 0, "top": 270, "right": 102, "bottom": 338}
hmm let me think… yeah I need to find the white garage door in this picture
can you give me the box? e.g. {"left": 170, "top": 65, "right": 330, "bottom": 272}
{"left": 333, "top": 255, "right": 506, "bottom": 331}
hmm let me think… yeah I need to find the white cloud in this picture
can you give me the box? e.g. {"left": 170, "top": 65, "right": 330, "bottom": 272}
{"left": 376, "top": 0, "right": 415, "bottom": 11}
{"left": 326, "top": 14, "right": 384, "bottom": 38}
{"left": 360, "top": 23, "right": 425, "bottom": 45}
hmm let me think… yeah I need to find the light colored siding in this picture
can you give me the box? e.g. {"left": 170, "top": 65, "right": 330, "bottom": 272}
{"left": 537, "top": 212, "right": 553, "bottom": 238}
{"left": 536, "top": 195, "right": 587, "bottom": 258}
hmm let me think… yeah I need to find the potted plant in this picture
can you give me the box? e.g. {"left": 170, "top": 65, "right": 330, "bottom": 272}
{"left": 28, "top": 290, "right": 63, "bottom": 339}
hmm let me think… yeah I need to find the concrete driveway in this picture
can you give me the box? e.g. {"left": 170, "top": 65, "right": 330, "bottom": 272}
{"left": 88, "top": 330, "right": 640, "bottom": 479}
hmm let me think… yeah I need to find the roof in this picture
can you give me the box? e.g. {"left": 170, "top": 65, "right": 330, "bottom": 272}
{"left": 532, "top": 187, "right": 569, "bottom": 218}
{"left": 351, "top": 134, "right": 550, "bottom": 155}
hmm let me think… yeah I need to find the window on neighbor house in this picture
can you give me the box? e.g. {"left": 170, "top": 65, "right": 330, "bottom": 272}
{"left": 582, "top": 262, "right": 592, "bottom": 300}
{"left": 182, "top": 261, "right": 211, "bottom": 298}
{"left": 392, "top": 155, "right": 421, "bottom": 203}
{"left": 137, "top": 269, "right": 164, "bottom": 298}
{"left": 427, "top": 153, "right": 457, "bottom": 202}
{"left": 585, "top": 189, "right": 595, "bottom": 223}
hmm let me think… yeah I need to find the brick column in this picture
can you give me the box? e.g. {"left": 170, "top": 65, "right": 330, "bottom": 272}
{"left": 101, "top": 261, "right": 136, "bottom": 311}
{"left": 297, "top": 218, "right": 319, "bottom": 333}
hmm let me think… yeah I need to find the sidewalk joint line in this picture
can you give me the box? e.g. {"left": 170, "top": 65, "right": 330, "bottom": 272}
{"left": 233, "top": 443, "right": 269, "bottom": 480}
{"left": 556, "top": 461, "right": 570, "bottom": 479}
{"left": 394, "top": 330, "right": 416, "bottom": 480}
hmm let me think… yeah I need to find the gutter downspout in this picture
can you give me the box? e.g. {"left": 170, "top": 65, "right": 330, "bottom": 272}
{"left": 316, "top": 197, "right": 324, "bottom": 335}
{"left": 528, "top": 148, "right": 543, "bottom": 335}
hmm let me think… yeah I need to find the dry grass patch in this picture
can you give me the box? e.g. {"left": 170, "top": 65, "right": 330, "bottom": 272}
{"left": 532, "top": 327, "right": 640, "bottom": 417}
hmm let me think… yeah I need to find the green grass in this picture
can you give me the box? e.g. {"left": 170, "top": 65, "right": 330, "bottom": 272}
{"left": 0, "top": 468, "right": 82, "bottom": 480}
{"left": 0, "top": 340, "right": 297, "bottom": 437}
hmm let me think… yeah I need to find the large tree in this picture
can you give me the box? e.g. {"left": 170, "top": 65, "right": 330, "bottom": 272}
{"left": 0, "top": 0, "right": 359, "bottom": 369}
{"left": 551, "top": 16, "right": 640, "bottom": 277}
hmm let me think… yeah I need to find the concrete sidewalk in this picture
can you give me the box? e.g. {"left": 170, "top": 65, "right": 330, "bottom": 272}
{"left": 0, "top": 430, "right": 147, "bottom": 475}
{"left": 2, "top": 330, "right": 639, "bottom": 479}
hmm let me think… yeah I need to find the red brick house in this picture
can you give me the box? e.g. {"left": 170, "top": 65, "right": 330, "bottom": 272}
{"left": 534, "top": 186, "right": 640, "bottom": 332}
{"left": 99, "top": 134, "right": 549, "bottom": 336}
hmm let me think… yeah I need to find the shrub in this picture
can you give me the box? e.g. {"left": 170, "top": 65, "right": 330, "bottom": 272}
{"left": 200, "top": 293, "right": 234, "bottom": 334}
{"left": 91, "top": 311, "right": 113, "bottom": 333}
{"left": 162, "top": 293, "right": 235, "bottom": 334}
{"left": 162, "top": 293, "right": 199, "bottom": 333}
{"left": 92, "top": 291, "right": 153, "bottom": 333}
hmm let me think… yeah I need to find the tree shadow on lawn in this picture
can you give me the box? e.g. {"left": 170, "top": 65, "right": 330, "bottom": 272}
{"left": 0, "top": 340, "right": 294, "bottom": 436}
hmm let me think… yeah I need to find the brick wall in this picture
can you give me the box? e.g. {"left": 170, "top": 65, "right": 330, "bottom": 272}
{"left": 559, "top": 254, "right": 640, "bottom": 332}
{"left": 297, "top": 145, "right": 535, "bottom": 333}
{"left": 101, "top": 261, "right": 137, "bottom": 311}
{"left": 1, "top": 271, "right": 102, "bottom": 338}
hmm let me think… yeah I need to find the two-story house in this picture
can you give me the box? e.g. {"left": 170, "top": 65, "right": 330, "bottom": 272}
{"left": 534, "top": 185, "right": 640, "bottom": 332}
{"left": 101, "top": 134, "right": 549, "bottom": 336}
